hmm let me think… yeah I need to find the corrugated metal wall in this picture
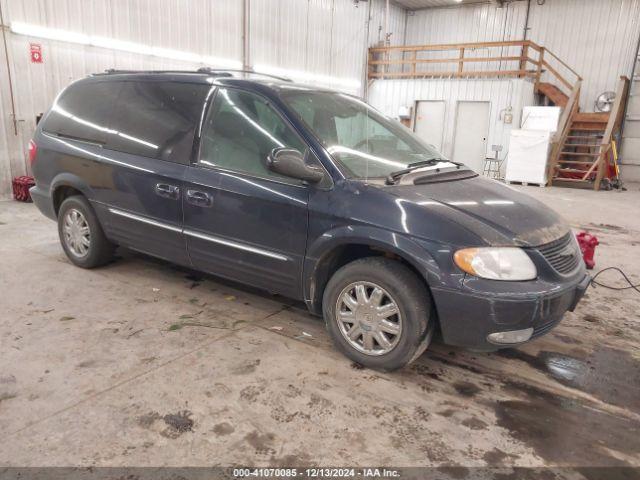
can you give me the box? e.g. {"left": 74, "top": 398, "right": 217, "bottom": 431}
{"left": 367, "top": 77, "right": 534, "bottom": 165}
{"left": 0, "top": 0, "right": 243, "bottom": 199}
{"left": 405, "top": 1, "right": 526, "bottom": 45}
{"left": 370, "top": 2, "right": 534, "bottom": 165}
{"left": 526, "top": 0, "right": 640, "bottom": 114}
{"left": 0, "top": 22, "right": 15, "bottom": 199}
{"left": 372, "top": 0, "right": 640, "bottom": 176}
{"left": 404, "top": 0, "right": 640, "bottom": 113}
{"left": 6, "top": 0, "right": 636, "bottom": 198}
{"left": 0, "top": 0, "right": 407, "bottom": 199}
{"left": 620, "top": 49, "right": 640, "bottom": 180}
{"left": 368, "top": 0, "right": 407, "bottom": 47}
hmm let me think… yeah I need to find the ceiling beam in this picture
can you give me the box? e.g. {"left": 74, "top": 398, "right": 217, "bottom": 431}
{"left": 402, "top": 1, "right": 497, "bottom": 13}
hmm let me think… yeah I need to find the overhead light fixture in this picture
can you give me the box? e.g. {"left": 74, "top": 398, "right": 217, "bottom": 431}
{"left": 253, "top": 64, "right": 361, "bottom": 91}
{"left": 10, "top": 21, "right": 242, "bottom": 69}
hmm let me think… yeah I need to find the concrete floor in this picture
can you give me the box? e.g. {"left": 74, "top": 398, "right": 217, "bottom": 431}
{"left": 0, "top": 184, "right": 639, "bottom": 471}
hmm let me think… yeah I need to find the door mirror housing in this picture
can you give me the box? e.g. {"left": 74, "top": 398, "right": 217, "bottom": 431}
{"left": 266, "top": 148, "right": 324, "bottom": 183}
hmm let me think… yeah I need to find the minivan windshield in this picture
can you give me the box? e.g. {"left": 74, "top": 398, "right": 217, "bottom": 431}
{"left": 281, "top": 90, "right": 456, "bottom": 179}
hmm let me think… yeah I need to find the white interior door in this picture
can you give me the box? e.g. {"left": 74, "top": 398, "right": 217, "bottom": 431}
{"left": 414, "top": 101, "right": 446, "bottom": 152}
{"left": 452, "top": 101, "right": 490, "bottom": 172}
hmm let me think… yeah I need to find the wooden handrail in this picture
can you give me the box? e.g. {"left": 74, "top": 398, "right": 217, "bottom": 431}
{"left": 526, "top": 40, "right": 542, "bottom": 51}
{"left": 536, "top": 47, "right": 545, "bottom": 83}
{"left": 369, "top": 55, "right": 523, "bottom": 66}
{"left": 367, "top": 40, "right": 580, "bottom": 100}
{"left": 605, "top": 76, "right": 631, "bottom": 139}
{"left": 548, "top": 80, "right": 582, "bottom": 181}
{"left": 593, "top": 76, "right": 630, "bottom": 189}
{"left": 543, "top": 47, "right": 582, "bottom": 81}
{"left": 583, "top": 143, "right": 609, "bottom": 183}
{"left": 369, "top": 40, "right": 534, "bottom": 53}
{"left": 541, "top": 60, "right": 573, "bottom": 91}
{"left": 369, "top": 70, "right": 536, "bottom": 79}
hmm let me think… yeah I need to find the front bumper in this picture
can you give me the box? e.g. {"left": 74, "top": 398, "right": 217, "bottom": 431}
{"left": 431, "top": 272, "right": 590, "bottom": 350}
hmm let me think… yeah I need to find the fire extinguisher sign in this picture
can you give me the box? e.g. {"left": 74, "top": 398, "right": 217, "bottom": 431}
{"left": 30, "top": 43, "right": 43, "bottom": 63}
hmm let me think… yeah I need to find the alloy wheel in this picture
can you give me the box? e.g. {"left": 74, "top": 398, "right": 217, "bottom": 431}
{"left": 335, "top": 281, "right": 402, "bottom": 356}
{"left": 62, "top": 208, "right": 91, "bottom": 257}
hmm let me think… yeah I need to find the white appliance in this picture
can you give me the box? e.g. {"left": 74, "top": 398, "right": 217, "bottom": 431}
{"left": 505, "top": 129, "right": 552, "bottom": 185}
{"left": 521, "top": 106, "right": 561, "bottom": 132}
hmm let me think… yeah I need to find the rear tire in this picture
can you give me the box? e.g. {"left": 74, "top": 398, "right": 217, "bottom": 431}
{"left": 58, "top": 195, "right": 115, "bottom": 268}
{"left": 322, "top": 257, "right": 433, "bottom": 371}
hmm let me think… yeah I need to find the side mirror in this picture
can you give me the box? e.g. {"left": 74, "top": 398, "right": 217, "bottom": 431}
{"left": 266, "top": 148, "right": 324, "bottom": 183}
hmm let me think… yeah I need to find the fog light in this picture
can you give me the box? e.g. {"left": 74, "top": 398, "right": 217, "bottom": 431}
{"left": 487, "top": 328, "right": 533, "bottom": 345}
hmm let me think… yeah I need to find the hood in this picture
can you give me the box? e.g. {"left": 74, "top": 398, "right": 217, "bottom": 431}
{"left": 384, "top": 175, "right": 569, "bottom": 247}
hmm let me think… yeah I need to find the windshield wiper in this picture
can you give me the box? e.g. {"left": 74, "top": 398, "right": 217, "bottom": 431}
{"left": 385, "top": 159, "right": 462, "bottom": 185}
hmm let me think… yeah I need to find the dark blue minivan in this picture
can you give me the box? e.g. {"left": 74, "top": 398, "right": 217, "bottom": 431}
{"left": 29, "top": 70, "right": 589, "bottom": 370}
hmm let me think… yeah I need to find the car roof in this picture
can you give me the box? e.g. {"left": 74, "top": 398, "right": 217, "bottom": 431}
{"left": 86, "top": 70, "right": 340, "bottom": 96}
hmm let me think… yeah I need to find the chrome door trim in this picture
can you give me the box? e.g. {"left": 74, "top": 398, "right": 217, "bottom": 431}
{"left": 184, "top": 229, "right": 289, "bottom": 262}
{"left": 108, "top": 208, "right": 289, "bottom": 262}
{"left": 108, "top": 208, "right": 182, "bottom": 233}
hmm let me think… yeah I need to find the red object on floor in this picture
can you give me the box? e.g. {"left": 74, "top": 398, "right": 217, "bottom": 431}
{"left": 12, "top": 176, "right": 35, "bottom": 202}
{"left": 576, "top": 231, "right": 598, "bottom": 270}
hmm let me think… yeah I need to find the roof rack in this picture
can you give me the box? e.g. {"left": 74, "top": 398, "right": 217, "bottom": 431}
{"left": 97, "top": 69, "right": 234, "bottom": 77}
{"left": 196, "top": 67, "right": 292, "bottom": 82}
{"left": 96, "top": 68, "right": 292, "bottom": 83}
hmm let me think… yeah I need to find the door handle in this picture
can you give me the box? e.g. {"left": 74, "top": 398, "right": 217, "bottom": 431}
{"left": 155, "top": 183, "right": 180, "bottom": 200}
{"left": 186, "top": 189, "right": 213, "bottom": 207}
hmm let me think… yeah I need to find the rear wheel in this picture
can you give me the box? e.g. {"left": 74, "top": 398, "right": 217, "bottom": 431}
{"left": 323, "top": 257, "right": 433, "bottom": 371}
{"left": 58, "top": 195, "right": 115, "bottom": 268}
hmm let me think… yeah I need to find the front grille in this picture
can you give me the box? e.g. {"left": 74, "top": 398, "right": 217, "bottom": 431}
{"left": 536, "top": 233, "right": 581, "bottom": 274}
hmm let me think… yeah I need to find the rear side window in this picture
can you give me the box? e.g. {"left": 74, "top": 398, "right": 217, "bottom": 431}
{"left": 107, "top": 81, "right": 210, "bottom": 164}
{"left": 42, "top": 81, "right": 121, "bottom": 144}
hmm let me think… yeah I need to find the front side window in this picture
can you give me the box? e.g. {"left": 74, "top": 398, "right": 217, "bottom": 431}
{"left": 282, "top": 90, "right": 449, "bottom": 179}
{"left": 199, "top": 88, "right": 307, "bottom": 180}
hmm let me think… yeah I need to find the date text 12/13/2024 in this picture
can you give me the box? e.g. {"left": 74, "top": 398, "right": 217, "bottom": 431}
{"left": 233, "top": 468, "right": 401, "bottom": 478}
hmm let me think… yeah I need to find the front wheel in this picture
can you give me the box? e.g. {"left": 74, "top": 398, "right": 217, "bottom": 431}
{"left": 322, "top": 257, "right": 434, "bottom": 371}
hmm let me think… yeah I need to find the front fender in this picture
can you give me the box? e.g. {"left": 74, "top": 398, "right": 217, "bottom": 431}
{"left": 303, "top": 225, "right": 464, "bottom": 313}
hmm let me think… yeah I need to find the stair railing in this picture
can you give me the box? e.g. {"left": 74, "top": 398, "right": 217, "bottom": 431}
{"left": 547, "top": 80, "right": 582, "bottom": 182}
{"left": 367, "top": 40, "right": 581, "bottom": 90}
{"left": 367, "top": 40, "right": 539, "bottom": 80}
{"left": 592, "top": 76, "right": 630, "bottom": 189}
{"left": 528, "top": 44, "right": 582, "bottom": 95}
{"left": 368, "top": 40, "right": 537, "bottom": 80}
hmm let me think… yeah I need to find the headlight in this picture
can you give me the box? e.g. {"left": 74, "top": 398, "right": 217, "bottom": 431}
{"left": 454, "top": 247, "right": 537, "bottom": 281}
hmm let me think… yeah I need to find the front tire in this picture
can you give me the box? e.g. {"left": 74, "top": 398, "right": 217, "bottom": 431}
{"left": 322, "top": 257, "right": 433, "bottom": 371}
{"left": 58, "top": 195, "right": 115, "bottom": 268}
